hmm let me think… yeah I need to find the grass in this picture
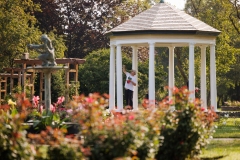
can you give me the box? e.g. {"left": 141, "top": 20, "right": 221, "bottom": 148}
{"left": 213, "top": 118, "right": 240, "bottom": 138}
{"left": 200, "top": 118, "right": 240, "bottom": 159}
{"left": 200, "top": 139, "right": 240, "bottom": 160}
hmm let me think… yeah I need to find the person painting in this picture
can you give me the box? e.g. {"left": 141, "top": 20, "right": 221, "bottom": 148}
{"left": 123, "top": 65, "right": 136, "bottom": 109}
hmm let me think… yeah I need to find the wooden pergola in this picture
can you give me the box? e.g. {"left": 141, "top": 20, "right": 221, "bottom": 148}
{"left": 0, "top": 58, "right": 85, "bottom": 103}
{"left": 0, "top": 68, "right": 33, "bottom": 103}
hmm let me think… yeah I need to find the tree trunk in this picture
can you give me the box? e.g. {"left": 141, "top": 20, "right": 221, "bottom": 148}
{"left": 175, "top": 48, "right": 188, "bottom": 86}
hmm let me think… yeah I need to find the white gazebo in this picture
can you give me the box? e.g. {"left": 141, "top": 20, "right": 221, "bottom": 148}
{"left": 107, "top": 1, "right": 220, "bottom": 112}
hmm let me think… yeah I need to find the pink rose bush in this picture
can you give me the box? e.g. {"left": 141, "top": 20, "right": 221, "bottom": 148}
{"left": 32, "top": 96, "right": 40, "bottom": 108}
{"left": 0, "top": 87, "right": 217, "bottom": 160}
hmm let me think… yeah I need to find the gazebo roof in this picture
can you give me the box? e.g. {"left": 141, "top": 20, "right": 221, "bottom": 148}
{"left": 107, "top": 1, "right": 220, "bottom": 36}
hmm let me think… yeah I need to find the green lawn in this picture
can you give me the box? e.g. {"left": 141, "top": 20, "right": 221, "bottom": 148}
{"left": 213, "top": 118, "right": 240, "bottom": 138}
{"left": 200, "top": 118, "right": 240, "bottom": 159}
{"left": 200, "top": 139, "right": 240, "bottom": 160}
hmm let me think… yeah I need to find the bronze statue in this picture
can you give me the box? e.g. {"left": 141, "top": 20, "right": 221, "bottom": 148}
{"left": 28, "top": 34, "right": 57, "bottom": 66}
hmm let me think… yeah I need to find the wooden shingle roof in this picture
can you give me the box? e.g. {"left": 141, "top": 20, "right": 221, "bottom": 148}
{"left": 107, "top": 2, "right": 220, "bottom": 36}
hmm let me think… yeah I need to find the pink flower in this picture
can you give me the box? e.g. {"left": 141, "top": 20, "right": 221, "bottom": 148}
{"left": 32, "top": 96, "right": 40, "bottom": 107}
{"left": 30, "top": 145, "right": 36, "bottom": 155}
{"left": 86, "top": 97, "right": 93, "bottom": 103}
{"left": 168, "top": 99, "right": 173, "bottom": 105}
{"left": 66, "top": 109, "right": 73, "bottom": 114}
{"left": 57, "top": 96, "right": 65, "bottom": 105}
{"left": 173, "top": 86, "right": 179, "bottom": 94}
{"left": 39, "top": 105, "right": 43, "bottom": 113}
{"left": 128, "top": 114, "right": 135, "bottom": 120}
{"left": 50, "top": 104, "right": 56, "bottom": 113}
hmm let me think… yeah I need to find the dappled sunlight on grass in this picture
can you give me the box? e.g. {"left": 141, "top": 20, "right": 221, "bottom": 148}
{"left": 214, "top": 126, "right": 240, "bottom": 138}
{"left": 200, "top": 139, "right": 240, "bottom": 160}
{"left": 214, "top": 118, "right": 240, "bottom": 138}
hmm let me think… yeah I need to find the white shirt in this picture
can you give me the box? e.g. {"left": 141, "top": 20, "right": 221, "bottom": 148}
{"left": 124, "top": 72, "right": 136, "bottom": 91}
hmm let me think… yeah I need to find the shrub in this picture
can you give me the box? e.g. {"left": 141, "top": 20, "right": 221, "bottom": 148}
{"left": 0, "top": 87, "right": 217, "bottom": 160}
{"left": 30, "top": 110, "right": 66, "bottom": 133}
{"left": 70, "top": 93, "right": 164, "bottom": 160}
{"left": 0, "top": 112, "right": 35, "bottom": 160}
{"left": 47, "top": 145, "right": 78, "bottom": 160}
{"left": 28, "top": 95, "right": 68, "bottom": 133}
{"left": 28, "top": 127, "right": 82, "bottom": 160}
{"left": 155, "top": 86, "right": 217, "bottom": 160}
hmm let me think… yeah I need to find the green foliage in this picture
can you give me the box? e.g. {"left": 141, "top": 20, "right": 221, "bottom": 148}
{"left": 185, "top": 0, "right": 240, "bottom": 104}
{"left": 79, "top": 49, "right": 111, "bottom": 94}
{"left": 28, "top": 31, "right": 66, "bottom": 59}
{"left": 0, "top": 88, "right": 218, "bottom": 160}
{"left": 33, "top": 70, "right": 66, "bottom": 102}
{"left": 68, "top": 81, "right": 80, "bottom": 99}
{"left": 155, "top": 87, "right": 217, "bottom": 160}
{"left": 28, "top": 127, "right": 82, "bottom": 160}
{"left": 79, "top": 48, "right": 166, "bottom": 100}
{"left": 0, "top": 112, "right": 34, "bottom": 159}
{"left": 33, "top": 0, "right": 154, "bottom": 58}
{"left": 47, "top": 145, "right": 79, "bottom": 160}
{"left": 51, "top": 71, "right": 65, "bottom": 102}
{"left": 30, "top": 109, "right": 66, "bottom": 133}
{"left": 70, "top": 93, "right": 164, "bottom": 160}
{"left": 0, "top": 0, "right": 42, "bottom": 69}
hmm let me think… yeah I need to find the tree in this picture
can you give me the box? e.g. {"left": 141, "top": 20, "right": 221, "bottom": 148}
{"left": 32, "top": 0, "right": 154, "bottom": 58}
{"left": 184, "top": 0, "right": 240, "bottom": 105}
{"left": 78, "top": 48, "right": 166, "bottom": 101}
{"left": 227, "top": 0, "right": 240, "bottom": 34}
{"left": 0, "top": 0, "right": 42, "bottom": 69}
{"left": 32, "top": 0, "right": 63, "bottom": 34}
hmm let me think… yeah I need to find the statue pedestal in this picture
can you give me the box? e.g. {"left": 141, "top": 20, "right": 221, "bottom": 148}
{"left": 26, "top": 66, "right": 68, "bottom": 112}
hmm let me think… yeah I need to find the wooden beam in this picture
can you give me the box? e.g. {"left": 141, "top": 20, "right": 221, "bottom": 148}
{"left": 0, "top": 73, "right": 31, "bottom": 78}
{"left": 69, "top": 69, "right": 77, "bottom": 73}
{"left": 75, "top": 64, "right": 79, "bottom": 95}
{"left": 14, "top": 58, "right": 86, "bottom": 65}
{"left": 3, "top": 68, "right": 23, "bottom": 72}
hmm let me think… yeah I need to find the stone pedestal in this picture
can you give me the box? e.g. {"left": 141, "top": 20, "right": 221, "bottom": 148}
{"left": 26, "top": 66, "right": 68, "bottom": 112}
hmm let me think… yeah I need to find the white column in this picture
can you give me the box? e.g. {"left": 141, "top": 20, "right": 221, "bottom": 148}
{"left": 168, "top": 46, "right": 175, "bottom": 98}
{"left": 109, "top": 45, "right": 115, "bottom": 110}
{"left": 210, "top": 44, "right": 217, "bottom": 111}
{"left": 200, "top": 46, "right": 207, "bottom": 110}
{"left": 189, "top": 43, "right": 195, "bottom": 100}
{"left": 148, "top": 42, "right": 155, "bottom": 106}
{"left": 116, "top": 44, "right": 123, "bottom": 111}
{"left": 132, "top": 46, "right": 138, "bottom": 110}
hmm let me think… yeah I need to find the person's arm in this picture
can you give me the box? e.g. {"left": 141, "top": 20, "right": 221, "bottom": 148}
{"left": 123, "top": 65, "right": 127, "bottom": 74}
{"left": 131, "top": 80, "right": 136, "bottom": 86}
{"left": 131, "top": 77, "right": 136, "bottom": 86}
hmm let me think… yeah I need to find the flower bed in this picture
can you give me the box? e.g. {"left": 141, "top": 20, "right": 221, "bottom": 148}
{"left": 222, "top": 101, "right": 240, "bottom": 111}
{"left": 221, "top": 106, "right": 240, "bottom": 111}
{"left": 0, "top": 87, "right": 217, "bottom": 160}
{"left": 217, "top": 111, "right": 240, "bottom": 117}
